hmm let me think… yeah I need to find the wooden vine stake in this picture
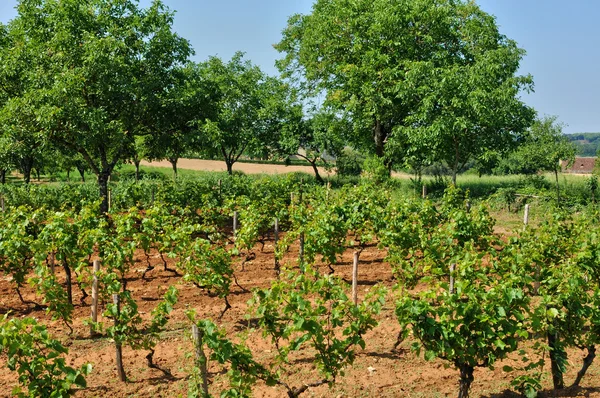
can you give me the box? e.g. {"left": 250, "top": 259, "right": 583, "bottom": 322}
{"left": 352, "top": 251, "right": 359, "bottom": 305}
{"left": 0, "top": 195, "right": 4, "bottom": 212}
{"left": 449, "top": 264, "right": 456, "bottom": 294}
{"left": 108, "top": 189, "right": 112, "bottom": 212}
{"left": 49, "top": 253, "right": 55, "bottom": 275}
{"left": 151, "top": 187, "right": 155, "bottom": 205}
{"left": 422, "top": 185, "right": 427, "bottom": 199}
{"left": 523, "top": 204, "right": 540, "bottom": 294}
{"left": 90, "top": 260, "right": 100, "bottom": 337}
{"left": 298, "top": 191, "right": 305, "bottom": 267}
{"left": 523, "top": 204, "right": 530, "bottom": 232}
{"left": 112, "top": 294, "right": 127, "bottom": 382}
{"left": 274, "top": 218, "right": 280, "bottom": 272}
{"left": 299, "top": 233, "right": 305, "bottom": 267}
{"left": 233, "top": 211, "right": 238, "bottom": 239}
{"left": 192, "top": 324, "right": 209, "bottom": 397}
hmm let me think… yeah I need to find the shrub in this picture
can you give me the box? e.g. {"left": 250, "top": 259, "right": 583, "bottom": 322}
{"left": 361, "top": 156, "right": 389, "bottom": 184}
{"left": 336, "top": 150, "right": 363, "bottom": 176}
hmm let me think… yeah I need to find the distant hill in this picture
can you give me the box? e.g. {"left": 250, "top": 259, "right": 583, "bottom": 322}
{"left": 566, "top": 133, "right": 600, "bottom": 156}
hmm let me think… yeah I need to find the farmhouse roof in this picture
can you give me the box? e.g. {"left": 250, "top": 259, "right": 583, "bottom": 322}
{"left": 562, "top": 157, "right": 596, "bottom": 174}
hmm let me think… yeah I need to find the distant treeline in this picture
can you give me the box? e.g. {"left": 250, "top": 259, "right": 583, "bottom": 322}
{"left": 567, "top": 133, "right": 600, "bottom": 156}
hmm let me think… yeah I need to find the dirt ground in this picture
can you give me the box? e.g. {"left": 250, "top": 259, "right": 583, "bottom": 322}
{"left": 139, "top": 159, "right": 336, "bottom": 178}
{"left": 0, "top": 234, "right": 599, "bottom": 398}
{"left": 140, "top": 159, "right": 414, "bottom": 179}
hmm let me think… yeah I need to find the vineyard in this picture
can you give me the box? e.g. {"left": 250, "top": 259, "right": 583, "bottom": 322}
{"left": 0, "top": 0, "right": 593, "bottom": 395}
{"left": 0, "top": 175, "right": 598, "bottom": 398}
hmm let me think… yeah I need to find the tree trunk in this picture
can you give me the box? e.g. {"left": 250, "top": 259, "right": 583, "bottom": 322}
{"left": 23, "top": 169, "right": 31, "bottom": 184}
{"left": 572, "top": 345, "right": 596, "bottom": 387}
{"left": 373, "top": 120, "right": 392, "bottom": 177}
{"left": 66, "top": 169, "right": 71, "bottom": 182}
{"left": 373, "top": 120, "right": 386, "bottom": 158}
{"left": 548, "top": 331, "right": 565, "bottom": 389}
{"left": 134, "top": 160, "right": 141, "bottom": 183}
{"left": 76, "top": 165, "right": 86, "bottom": 182}
{"left": 554, "top": 169, "right": 561, "bottom": 204}
{"left": 310, "top": 160, "right": 324, "bottom": 184}
{"left": 169, "top": 157, "right": 178, "bottom": 182}
{"left": 35, "top": 168, "right": 41, "bottom": 182}
{"left": 18, "top": 155, "right": 35, "bottom": 185}
{"left": 452, "top": 167, "right": 458, "bottom": 186}
{"left": 0, "top": 170, "right": 5, "bottom": 184}
{"left": 226, "top": 160, "right": 233, "bottom": 175}
{"left": 458, "top": 364, "right": 474, "bottom": 398}
{"left": 22, "top": 162, "right": 33, "bottom": 184}
{"left": 98, "top": 172, "right": 110, "bottom": 214}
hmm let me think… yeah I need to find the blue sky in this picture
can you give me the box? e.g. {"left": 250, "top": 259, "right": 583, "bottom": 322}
{"left": 0, "top": 0, "right": 598, "bottom": 133}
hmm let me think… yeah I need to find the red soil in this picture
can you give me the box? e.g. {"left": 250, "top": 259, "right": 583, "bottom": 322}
{"left": 0, "top": 237, "right": 597, "bottom": 397}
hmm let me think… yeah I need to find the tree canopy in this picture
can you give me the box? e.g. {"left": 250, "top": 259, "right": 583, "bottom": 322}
{"left": 277, "top": 108, "right": 347, "bottom": 183}
{"left": 0, "top": 0, "right": 192, "bottom": 211}
{"left": 196, "top": 53, "right": 299, "bottom": 175}
{"left": 503, "top": 116, "right": 575, "bottom": 175}
{"left": 276, "top": 0, "right": 535, "bottom": 178}
{"left": 502, "top": 116, "right": 576, "bottom": 201}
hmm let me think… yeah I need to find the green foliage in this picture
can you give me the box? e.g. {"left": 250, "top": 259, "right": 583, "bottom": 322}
{"left": 489, "top": 213, "right": 600, "bottom": 392}
{"left": 492, "top": 187, "right": 518, "bottom": 212}
{"left": 361, "top": 156, "right": 389, "bottom": 184}
{"left": 33, "top": 205, "right": 104, "bottom": 321}
{"left": 0, "top": 206, "right": 46, "bottom": 290}
{"left": 566, "top": 132, "right": 600, "bottom": 156}
{"left": 335, "top": 149, "right": 364, "bottom": 177}
{"left": 503, "top": 116, "right": 576, "bottom": 176}
{"left": 276, "top": 0, "right": 533, "bottom": 169}
{"left": 0, "top": 183, "right": 100, "bottom": 212}
{"left": 0, "top": 173, "right": 315, "bottom": 214}
{"left": 233, "top": 193, "right": 286, "bottom": 254}
{"left": 196, "top": 53, "right": 298, "bottom": 174}
{"left": 277, "top": 183, "right": 388, "bottom": 271}
{"left": 277, "top": 188, "right": 347, "bottom": 268}
{"left": 187, "top": 315, "right": 277, "bottom": 398}
{"left": 380, "top": 188, "right": 495, "bottom": 287}
{"left": 138, "top": 205, "right": 186, "bottom": 272}
{"left": 101, "top": 282, "right": 179, "bottom": 362}
{"left": 586, "top": 175, "right": 598, "bottom": 202}
{"left": 180, "top": 237, "right": 232, "bottom": 301}
{"left": 116, "top": 170, "right": 169, "bottom": 182}
{"left": 252, "top": 267, "right": 385, "bottom": 381}
{"left": 0, "top": 315, "right": 91, "bottom": 397}
{"left": 0, "top": 135, "right": 15, "bottom": 175}
{"left": 0, "top": 0, "right": 192, "bottom": 211}
{"left": 188, "top": 268, "right": 384, "bottom": 397}
{"left": 396, "top": 248, "right": 530, "bottom": 397}
{"left": 277, "top": 108, "right": 347, "bottom": 182}
{"left": 141, "top": 63, "right": 210, "bottom": 181}
{"left": 340, "top": 183, "right": 388, "bottom": 249}
{"left": 7, "top": 175, "right": 600, "bottom": 397}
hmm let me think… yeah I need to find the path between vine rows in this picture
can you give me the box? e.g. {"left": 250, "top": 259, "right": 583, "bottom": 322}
{"left": 0, "top": 235, "right": 598, "bottom": 397}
